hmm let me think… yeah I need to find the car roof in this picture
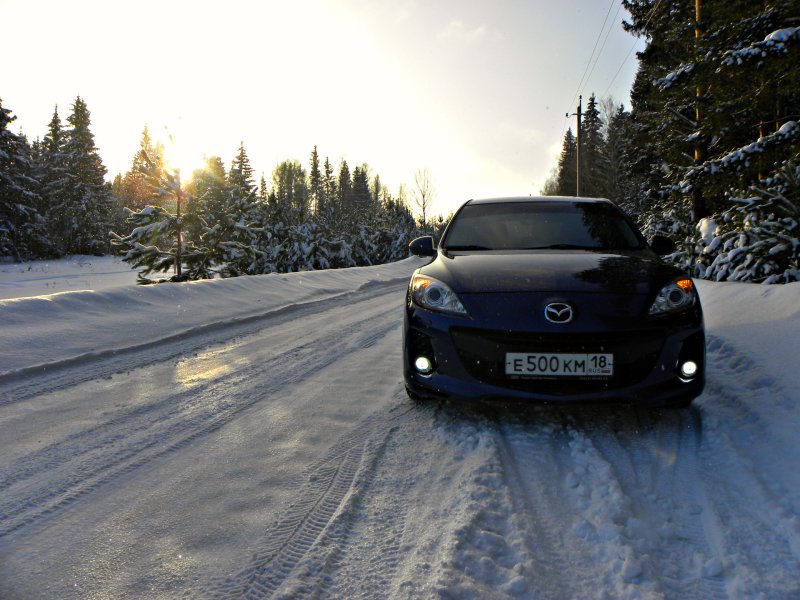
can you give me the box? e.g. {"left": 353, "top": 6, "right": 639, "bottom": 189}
{"left": 465, "top": 196, "right": 613, "bottom": 205}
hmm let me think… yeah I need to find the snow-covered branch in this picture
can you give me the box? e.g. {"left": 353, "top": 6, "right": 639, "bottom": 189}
{"left": 720, "top": 26, "right": 800, "bottom": 67}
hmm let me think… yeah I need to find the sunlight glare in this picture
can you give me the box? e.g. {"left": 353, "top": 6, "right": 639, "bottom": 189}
{"left": 160, "top": 134, "right": 205, "bottom": 182}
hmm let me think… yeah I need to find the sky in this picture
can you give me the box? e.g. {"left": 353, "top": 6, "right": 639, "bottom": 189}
{"left": 2, "top": 0, "right": 644, "bottom": 217}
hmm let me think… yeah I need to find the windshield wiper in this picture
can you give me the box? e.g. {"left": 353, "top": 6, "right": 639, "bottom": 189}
{"left": 444, "top": 244, "right": 492, "bottom": 251}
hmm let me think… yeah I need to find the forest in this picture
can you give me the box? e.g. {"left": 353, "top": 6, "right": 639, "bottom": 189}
{"left": 545, "top": 0, "right": 799, "bottom": 283}
{"left": 1, "top": 1, "right": 798, "bottom": 283}
{"left": 0, "top": 98, "right": 441, "bottom": 281}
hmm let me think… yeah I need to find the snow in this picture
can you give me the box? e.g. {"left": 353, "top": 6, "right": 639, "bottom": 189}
{"left": 1, "top": 256, "right": 799, "bottom": 599}
{"left": 698, "top": 217, "right": 718, "bottom": 246}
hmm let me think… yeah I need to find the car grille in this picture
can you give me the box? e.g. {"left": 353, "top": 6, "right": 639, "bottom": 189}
{"left": 450, "top": 327, "right": 665, "bottom": 395}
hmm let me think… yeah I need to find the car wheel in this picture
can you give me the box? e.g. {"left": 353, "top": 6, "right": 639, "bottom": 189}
{"left": 406, "top": 386, "right": 425, "bottom": 402}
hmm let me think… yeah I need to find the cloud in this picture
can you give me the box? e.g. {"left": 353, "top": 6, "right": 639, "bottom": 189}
{"left": 437, "top": 19, "right": 487, "bottom": 43}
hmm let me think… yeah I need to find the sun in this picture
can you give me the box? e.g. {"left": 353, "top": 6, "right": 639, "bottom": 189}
{"left": 160, "top": 134, "right": 206, "bottom": 183}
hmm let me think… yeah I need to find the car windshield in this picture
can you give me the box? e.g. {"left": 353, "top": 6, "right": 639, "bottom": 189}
{"left": 442, "top": 201, "right": 645, "bottom": 251}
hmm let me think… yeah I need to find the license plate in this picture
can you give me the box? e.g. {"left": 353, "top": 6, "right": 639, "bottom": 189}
{"left": 505, "top": 352, "right": 614, "bottom": 377}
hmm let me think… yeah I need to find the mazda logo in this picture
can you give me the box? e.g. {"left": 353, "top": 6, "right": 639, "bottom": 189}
{"left": 544, "top": 302, "right": 574, "bottom": 324}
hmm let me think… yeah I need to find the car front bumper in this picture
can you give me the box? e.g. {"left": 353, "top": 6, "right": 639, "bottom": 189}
{"left": 403, "top": 305, "right": 705, "bottom": 407}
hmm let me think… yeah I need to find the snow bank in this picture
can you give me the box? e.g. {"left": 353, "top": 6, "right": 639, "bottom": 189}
{"left": 0, "top": 255, "right": 140, "bottom": 300}
{"left": 0, "top": 257, "right": 425, "bottom": 376}
{"left": 695, "top": 279, "right": 800, "bottom": 390}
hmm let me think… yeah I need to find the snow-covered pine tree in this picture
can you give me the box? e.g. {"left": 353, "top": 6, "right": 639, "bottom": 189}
{"left": 271, "top": 159, "right": 308, "bottom": 225}
{"left": 0, "top": 99, "right": 47, "bottom": 260}
{"left": 318, "top": 156, "right": 338, "bottom": 229}
{"left": 604, "top": 105, "right": 639, "bottom": 215}
{"left": 111, "top": 156, "right": 209, "bottom": 282}
{"left": 336, "top": 159, "right": 352, "bottom": 232}
{"left": 308, "top": 145, "right": 322, "bottom": 216}
{"left": 57, "top": 97, "right": 114, "bottom": 255}
{"left": 692, "top": 160, "right": 799, "bottom": 283}
{"left": 187, "top": 155, "right": 227, "bottom": 244}
{"left": 229, "top": 141, "right": 256, "bottom": 197}
{"left": 351, "top": 164, "right": 372, "bottom": 225}
{"left": 623, "top": 0, "right": 799, "bottom": 278}
{"left": 200, "top": 145, "right": 263, "bottom": 277}
{"left": 34, "top": 107, "right": 69, "bottom": 250}
{"left": 580, "top": 94, "right": 610, "bottom": 198}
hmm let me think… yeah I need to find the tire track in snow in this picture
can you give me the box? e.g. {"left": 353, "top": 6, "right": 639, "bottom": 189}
{"left": 490, "top": 416, "right": 596, "bottom": 599}
{"left": 693, "top": 336, "right": 800, "bottom": 598}
{"left": 202, "top": 400, "right": 416, "bottom": 599}
{"left": 0, "top": 288, "right": 405, "bottom": 539}
{"left": 574, "top": 407, "right": 727, "bottom": 599}
{"left": 0, "top": 279, "right": 406, "bottom": 406}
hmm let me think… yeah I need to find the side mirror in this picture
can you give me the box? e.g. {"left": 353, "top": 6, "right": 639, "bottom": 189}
{"left": 409, "top": 236, "right": 436, "bottom": 257}
{"left": 650, "top": 235, "right": 677, "bottom": 256}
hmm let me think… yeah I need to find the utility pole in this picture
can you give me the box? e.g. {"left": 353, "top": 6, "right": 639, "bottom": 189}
{"left": 567, "top": 95, "right": 583, "bottom": 196}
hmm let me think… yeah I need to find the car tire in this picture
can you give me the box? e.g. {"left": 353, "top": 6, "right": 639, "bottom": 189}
{"left": 405, "top": 386, "right": 425, "bottom": 402}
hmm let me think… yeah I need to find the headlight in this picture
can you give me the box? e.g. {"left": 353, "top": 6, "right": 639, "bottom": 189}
{"left": 648, "top": 278, "right": 697, "bottom": 316}
{"left": 409, "top": 273, "right": 469, "bottom": 316}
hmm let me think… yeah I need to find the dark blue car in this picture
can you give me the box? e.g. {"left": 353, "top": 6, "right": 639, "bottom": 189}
{"left": 403, "top": 197, "right": 705, "bottom": 408}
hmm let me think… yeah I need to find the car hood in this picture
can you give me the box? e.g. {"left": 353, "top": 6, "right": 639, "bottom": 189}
{"left": 419, "top": 250, "right": 679, "bottom": 295}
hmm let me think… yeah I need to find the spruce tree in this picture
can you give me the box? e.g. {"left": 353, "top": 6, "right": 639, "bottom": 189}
{"left": 57, "top": 97, "right": 113, "bottom": 255}
{"left": 271, "top": 159, "right": 308, "bottom": 224}
{"left": 120, "top": 126, "right": 165, "bottom": 210}
{"left": 319, "top": 157, "right": 338, "bottom": 227}
{"left": 555, "top": 128, "right": 577, "bottom": 196}
{"left": 0, "top": 99, "right": 46, "bottom": 260}
{"left": 337, "top": 159, "right": 352, "bottom": 231}
{"left": 229, "top": 141, "right": 256, "bottom": 197}
{"left": 308, "top": 145, "right": 322, "bottom": 216}
{"left": 604, "top": 105, "right": 636, "bottom": 212}
{"left": 580, "top": 94, "right": 609, "bottom": 198}
{"left": 351, "top": 164, "right": 372, "bottom": 224}
{"left": 624, "top": 0, "right": 799, "bottom": 222}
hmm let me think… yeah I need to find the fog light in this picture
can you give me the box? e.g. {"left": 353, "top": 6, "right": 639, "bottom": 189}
{"left": 680, "top": 360, "right": 698, "bottom": 379}
{"left": 414, "top": 356, "right": 433, "bottom": 375}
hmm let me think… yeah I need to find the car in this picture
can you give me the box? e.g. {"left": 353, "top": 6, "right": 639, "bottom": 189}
{"left": 403, "top": 196, "right": 705, "bottom": 408}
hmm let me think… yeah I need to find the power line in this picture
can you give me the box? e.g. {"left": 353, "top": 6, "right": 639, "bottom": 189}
{"left": 586, "top": 2, "right": 625, "bottom": 95}
{"left": 559, "top": 0, "right": 618, "bottom": 141}
{"left": 602, "top": 0, "right": 665, "bottom": 98}
{"left": 571, "top": 0, "right": 617, "bottom": 109}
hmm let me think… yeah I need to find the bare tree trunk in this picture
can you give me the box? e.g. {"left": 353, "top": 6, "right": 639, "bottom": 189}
{"left": 412, "top": 167, "right": 436, "bottom": 228}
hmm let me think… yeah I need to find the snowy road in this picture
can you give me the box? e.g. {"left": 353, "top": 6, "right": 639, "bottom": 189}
{"left": 1, "top": 261, "right": 799, "bottom": 599}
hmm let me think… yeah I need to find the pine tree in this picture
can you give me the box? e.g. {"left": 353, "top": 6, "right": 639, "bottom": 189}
{"left": 0, "top": 99, "right": 46, "bottom": 260}
{"left": 351, "top": 164, "right": 372, "bottom": 223}
{"left": 56, "top": 97, "right": 113, "bottom": 255}
{"left": 691, "top": 160, "right": 800, "bottom": 283}
{"left": 258, "top": 173, "right": 268, "bottom": 204}
{"left": 112, "top": 158, "right": 212, "bottom": 282}
{"left": 187, "top": 156, "right": 227, "bottom": 243}
{"left": 229, "top": 141, "right": 256, "bottom": 197}
{"left": 319, "top": 157, "right": 338, "bottom": 227}
{"left": 120, "top": 126, "right": 165, "bottom": 210}
{"left": 31, "top": 106, "right": 70, "bottom": 253}
{"left": 337, "top": 159, "right": 352, "bottom": 231}
{"left": 580, "top": 94, "right": 609, "bottom": 198}
{"left": 604, "top": 105, "right": 636, "bottom": 212}
{"left": 308, "top": 145, "right": 322, "bottom": 216}
{"left": 271, "top": 159, "right": 308, "bottom": 224}
{"left": 555, "top": 128, "right": 577, "bottom": 196}
{"left": 623, "top": 0, "right": 799, "bottom": 224}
